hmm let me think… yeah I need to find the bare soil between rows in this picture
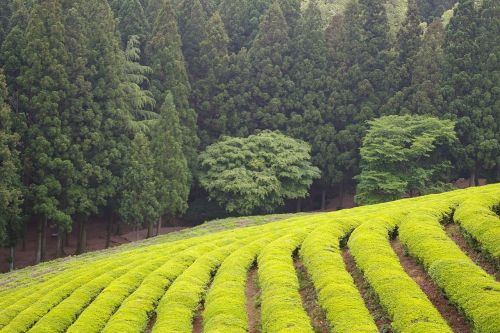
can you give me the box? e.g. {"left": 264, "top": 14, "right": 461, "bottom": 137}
{"left": 391, "top": 238, "right": 471, "bottom": 333}
{"left": 341, "top": 248, "right": 393, "bottom": 332}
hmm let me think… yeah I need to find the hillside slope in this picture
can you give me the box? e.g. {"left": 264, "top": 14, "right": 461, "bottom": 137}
{"left": 0, "top": 185, "right": 499, "bottom": 332}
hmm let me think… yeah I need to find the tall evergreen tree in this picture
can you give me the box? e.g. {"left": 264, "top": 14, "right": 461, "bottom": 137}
{"left": 17, "top": 0, "right": 74, "bottom": 262}
{"left": 118, "top": 132, "right": 159, "bottom": 238}
{"left": 219, "top": 0, "right": 269, "bottom": 52}
{"left": 325, "top": 0, "right": 392, "bottom": 200}
{"left": 396, "top": 0, "right": 423, "bottom": 89}
{"left": 248, "top": 1, "right": 291, "bottom": 131}
{"left": 287, "top": 0, "right": 335, "bottom": 208}
{"left": 178, "top": 0, "right": 208, "bottom": 79}
{"left": 115, "top": 0, "right": 149, "bottom": 46}
{"left": 146, "top": 0, "right": 199, "bottom": 178}
{"left": 0, "top": 71, "right": 23, "bottom": 270}
{"left": 192, "top": 12, "right": 230, "bottom": 145}
{"left": 62, "top": 0, "right": 132, "bottom": 253}
{"left": 383, "top": 19, "right": 446, "bottom": 116}
{"left": 443, "top": 0, "right": 499, "bottom": 184}
{"left": 0, "top": 0, "right": 12, "bottom": 46}
{"left": 151, "top": 93, "right": 190, "bottom": 230}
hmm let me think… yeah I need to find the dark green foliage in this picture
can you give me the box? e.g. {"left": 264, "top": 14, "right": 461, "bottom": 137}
{"left": 115, "top": 0, "right": 149, "bottom": 46}
{"left": 248, "top": 1, "right": 291, "bottom": 131}
{"left": 118, "top": 132, "right": 159, "bottom": 229}
{"left": 146, "top": 0, "right": 199, "bottom": 178}
{"left": 192, "top": 12, "right": 230, "bottom": 145}
{"left": 178, "top": 0, "right": 208, "bottom": 78}
{"left": 0, "top": 71, "right": 22, "bottom": 247}
{"left": 416, "top": 0, "right": 455, "bottom": 23}
{"left": 355, "top": 115, "right": 457, "bottom": 204}
{"left": 17, "top": 0, "right": 73, "bottom": 230}
{"left": 325, "top": 0, "right": 393, "bottom": 192}
{"left": 287, "top": 1, "right": 336, "bottom": 190}
{"left": 151, "top": 93, "right": 190, "bottom": 217}
{"left": 199, "top": 131, "right": 320, "bottom": 214}
{"left": 219, "top": 0, "right": 270, "bottom": 52}
{"left": 442, "top": 0, "right": 500, "bottom": 182}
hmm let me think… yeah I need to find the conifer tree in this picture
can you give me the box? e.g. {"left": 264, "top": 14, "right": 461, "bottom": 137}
{"left": 248, "top": 1, "right": 291, "bottom": 131}
{"left": 396, "top": 0, "right": 423, "bottom": 89}
{"left": 442, "top": 0, "right": 499, "bottom": 184}
{"left": 17, "top": 0, "right": 74, "bottom": 262}
{"left": 325, "top": 0, "right": 392, "bottom": 201}
{"left": 178, "top": 0, "right": 208, "bottom": 79}
{"left": 287, "top": 0, "right": 334, "bottom": 209}
{"left": 118, "top": 132, "right": 159, "bottom": 238}
{"left": 0, "top": 71, "right": 23, "bottom": 270}
{"left": 150, "top": 93, "right": 189, "bottom": 231}
{"left": 63, "top": 0, "right": 132, "bottom": 253}
{"left": 219, "top": 0, "right": 269, "bottom": 52}
{"left": 192, "top": 12, "right": 230, "bottom": 144}
{"left": 0, "top": 0, "right": 12, "bottom": 46}
{"left": 115, "top": 0, "right": 149, "bottom": 46}
{"left": 146, "top": 0, "right": 199, "bottom": 178}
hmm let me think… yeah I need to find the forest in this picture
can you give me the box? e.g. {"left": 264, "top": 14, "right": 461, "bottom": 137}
{"left": 0, "top": 0, "right": 498, "bottom": 265}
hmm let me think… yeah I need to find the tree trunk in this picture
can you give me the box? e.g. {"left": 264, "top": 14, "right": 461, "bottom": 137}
{"left": 35, "top": 220, "right": 42, "bottom": 264}
{"left": 9, "top": 246, "right": 15, "bottom": 271}
{"left": 40, "top": 217, "right": 47, "bottom": 262}
{"left": 157, "top": 216, "right": 162, "bottom": 237}
{"left": 147, "top": 221, "right": 153, "bottom": 239}
{"left": 321, "top": 189, "right": 327, "bottom": 211}
{"left": 65, "top": 231, "right": 71, "bottom": 247}
{"left": 338, "top": 181, "right": 345, "bottom": 210}
{"left": 56, "top": 227, "right": 64, "bottom": 258}
{"left": 135, "top": 226, "right": 138, "bottom": 241}
{"left": 296, "top": 199, "right": 302, "bottom": 213}
{"left": 115, "top": 221, "right": 121, "bottom": 236}
{"left": 22, "top": 221, "right": 27, "bottom": 251}
{"left": 105, "top": 215, "right": 113, "bottom": 249}
{"left": 76, "top": 219, "right": 87, "bottom": 255}
{"left": 469, "top": 171, "right": 476, "bottom": 187}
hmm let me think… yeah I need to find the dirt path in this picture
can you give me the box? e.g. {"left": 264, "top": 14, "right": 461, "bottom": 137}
{"left": 192, "top": 304, "right": 204, "bottom": 333}
{"left": 246, "top": 266, "right": 261, "bottom": 333}
{"left": 342, "top": 248, "right": 392, "bottom": 332}
{"left": 293, "top": 259, "right": 330, "bottom": 333}
{"left": 445, "top": 224, "right": 498, "bottom": 280}
{"left": 391, "top": 239, "right": 471, "bottom": 333}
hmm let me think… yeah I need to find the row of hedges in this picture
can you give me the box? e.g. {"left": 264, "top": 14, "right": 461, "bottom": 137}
{"left": 349, "top": 211, "right": 453, "bottom": 333}
{"left": 257, "top": 226, "right": 317, "bottom": 333}
{"left": 453, "top": 193, "right": 500, "bottom": 268}
{"left": 399, "top": 202, "right": 500, "bottom": 333}
{"left": 300, "top": 217, "right": 378, "bottom": 333}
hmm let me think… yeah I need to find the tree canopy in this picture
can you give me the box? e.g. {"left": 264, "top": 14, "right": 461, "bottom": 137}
{"left": 355, "top": 115, "right": 457, "bottom": 204}
{"left": 199, "top": 131, "right": 320, "bottom": 214}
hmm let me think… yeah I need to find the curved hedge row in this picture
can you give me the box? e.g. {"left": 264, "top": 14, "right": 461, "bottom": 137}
{"left": 348, "top": 213, "right": 453, "bottom": 333}
{"left": 257, "top": 226, "right": 316, "bottom": 333}
{"left": 453, "top": 193, "right": 500, "bottom": 267}
{"left": 399, "top": 203, "right": 500, "bottom": 333}
{"left": 300, "top": 218, "right": 378, "bottom": 333}
{"left": 151, "top": 231, "right": 260, "bottom": 333}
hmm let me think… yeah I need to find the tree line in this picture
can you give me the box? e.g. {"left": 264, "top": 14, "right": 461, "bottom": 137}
{"left": 0, "top": 0, "right": 498, "bottom": 267}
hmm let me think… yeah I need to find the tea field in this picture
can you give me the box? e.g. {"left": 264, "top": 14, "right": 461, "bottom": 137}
{"left": 0, "top": 185, "right": 499, "bottom": 333}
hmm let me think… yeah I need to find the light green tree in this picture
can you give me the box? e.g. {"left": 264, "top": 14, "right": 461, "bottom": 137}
{"left": 355, "top": 115, "right": 457, "bottom": 204}
{"left": 199, "top": 131, "right": 320, "bottom": 214}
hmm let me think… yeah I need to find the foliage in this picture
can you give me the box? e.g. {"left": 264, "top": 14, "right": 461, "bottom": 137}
{"left": 356, "top": 115, "right": 457, "bottom": 204}
{"left": 118, "top": 132, "right": 160, "bottom": 229}
{"left": 199, "top": 131, "right": 320, "bottom": 214}
{"left": 0, "top": 71, "right": 22, "bottom": 247}
{"left": 399, "top": 200, "right": 500, "bottom": 333}
{"left": 150, "top": 93, "right": 190, "bottom": 217}
{"left": 301, "top": 219, "right": 378, "bottom": 332}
